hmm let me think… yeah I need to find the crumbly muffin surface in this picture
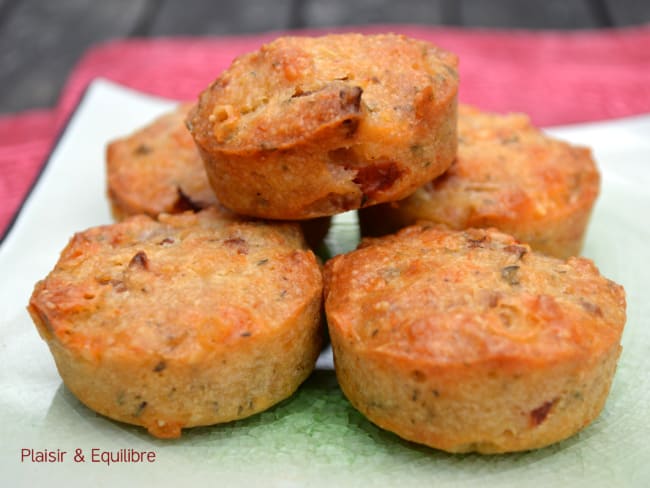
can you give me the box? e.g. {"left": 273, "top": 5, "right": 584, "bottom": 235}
{"left": 106, "top": 105, "right": 331, "bottom": 248}
{"left": 29, "top": 208, "right": 323, "bottom": 438}
{"left": 359, "top": 105, "right": 600, "bottom": 257}
{"left": 188, "top": 34, "right": 458, "bottom": 218}
{"left": 325, "top": 225, "right": 625, "bottom": 453}
{"left": 107, "top": 103, "right": 218, "bottom": 219}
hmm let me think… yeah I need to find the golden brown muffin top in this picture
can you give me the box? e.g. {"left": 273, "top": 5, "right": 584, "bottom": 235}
{"left": 29, "top": 208, "right": 322, "bottom": 363}
{"left": 409, "top": 105, "right": 600, "bottom": 228}
{"left": 324, "top": 226, "right": 625, "bottom": 368}
{"left": 106, "top": 103, "right": 218, "bottom": 218}
{"left": 188, "top": 33, "right": 458, "bottom": 154}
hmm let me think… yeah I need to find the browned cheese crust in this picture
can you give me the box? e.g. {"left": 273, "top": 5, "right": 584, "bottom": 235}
{"left": 359, "top": 105, "right": 601, "bottom": 258}
{"left": 187, "top": 33, "right": 458, "bottom": 219}
{"left": 106, "top": 105, "right": 331, "bottom": 249}
{"left": 28, "top": 208, "right": 323, "bottom": 438}
{"left": 324, "top": 225, "right": 626, "bottom": 453}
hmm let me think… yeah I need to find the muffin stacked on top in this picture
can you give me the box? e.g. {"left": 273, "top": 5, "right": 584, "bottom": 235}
{"left": 29, "top": 33, "right": 626, "bottom": 452}
{"left": 187, "top": 34, "right": 459, "bottom": 219}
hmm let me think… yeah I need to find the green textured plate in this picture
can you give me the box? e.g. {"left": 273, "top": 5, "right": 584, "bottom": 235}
{"left": 1, "top": 80, "right": 648, "bottom": 487}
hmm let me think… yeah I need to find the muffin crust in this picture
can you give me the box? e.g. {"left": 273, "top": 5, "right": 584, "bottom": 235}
{"left": 29, "top": 208, "right": 323, "bottom": 438}
{"left": 188, "top": 33, "right": 458, "bottom": 219}
{"left": 106, "top": 104, "right": 330, "bottom": 249}
{"left": 324, "top": 225, "right": 625, "bottom": 453}
{"left": 359, "top": 105, "right": 600, "bottom": 258}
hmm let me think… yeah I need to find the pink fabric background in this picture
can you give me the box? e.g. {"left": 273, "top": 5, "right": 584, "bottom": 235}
{"left": 2, "top": 25, "right": 650, "bottom": 238}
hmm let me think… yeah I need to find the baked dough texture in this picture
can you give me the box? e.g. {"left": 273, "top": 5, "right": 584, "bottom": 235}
{"left": 187, "top": 33, "right": 458, "bottom": 219}
{"left": 324, "top": 225, "right": 626, "bottom": 453}
{"left": 28, "top": 208, "right": 323, "bottom": 438}
{"left": 106, "top": 104, "right": 330, "bottom": 249}
{"left": 359, "top": 105, "right": 600, "bottom": 258}
{"left": 107, "top": 103, "right": 217, "bottom": 220}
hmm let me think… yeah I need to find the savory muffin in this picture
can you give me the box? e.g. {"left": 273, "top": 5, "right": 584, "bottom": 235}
{"left": 358, "top": 105, "right": 600, "bottom": 258}
{"left": 106, "top": 104, "right": 330, "bottom": 249}
{"left": 28, "top": 208, "right": 323, "bottom": 438}
{"left": 107, "top": 103, "right": 217, "bottom": 220}
{"left": 187, "top": 33, "right": 458, "bottom": 219}
{"left": 324, "top": 225, "right": 626, "bottom": 453}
